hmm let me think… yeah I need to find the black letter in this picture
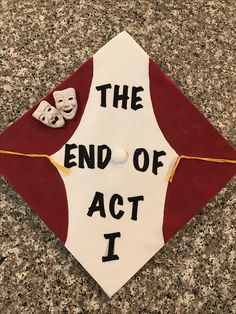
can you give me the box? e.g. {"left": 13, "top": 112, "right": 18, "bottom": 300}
{"left": 128, "top": 195, "right": 144, "bottom": 221}
{"left": 102, "top": 232, "right": 121, "bottom": 262}
{"left": 109, "top": 194, "right": 124, "bottom": 219}
{"left": 64, "top": 143, "right": 77, "bottom": 168}
{"left": 113, "top": 85, "right": 129, "bottom": 109}
{"left": 131, "top": 86, "right": 144, "bottom": 110}
{"left": 133, "top": 148, "right": 149, "bottom": 172}
{"left": 96, "top": 84, "right": 112, "bottom": 107}
{"left": 97, "top": 145, "right": 111, "bottom": 169}
{"left": 87, "top": 192, "right": 106, "bottom": 218}
{"left": 78, "top": 145, "right": 95, "bottom": 169}
{"left": 152, "top": 150, "right": 166, "bottom": 175}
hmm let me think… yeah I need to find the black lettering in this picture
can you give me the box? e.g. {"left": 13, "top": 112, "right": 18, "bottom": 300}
{"left": 133, "top": 148, "right": 149, "bottom": 172}
{"left": 87, "top": 192, "right": 106, "bottom": 218}
{"left": 97, "top": 145, "right": 111, "bottom": 169}
{"left": 113, "top": 85, "right": 129, "bottom": 109}
{"left": 127, "top": 195, "right": 144, "bottom": 221}
{"left": 78, "top": 145, "right": 95, "bottom": 169}
{"left": 96, "top": 84, "right": 112, "bottom": 107}
{"left": 152, "top": 150, "right": 166, "bottom": 175}
{"left": 131, "top": 86, "right": 144, "bottom": 110}
{"left": 102, "top": 232, "right": 121, "bottom": 262}
{"left": 109, "top": 194, "right": 124, "bottom": 219}
{"left": 64, "top": 143, "right": 77, "bottom": 168}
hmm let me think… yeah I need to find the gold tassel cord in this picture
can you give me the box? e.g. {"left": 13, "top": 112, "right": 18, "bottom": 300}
{"left": 1, "top": 150, "right": 235, "bottom": 180}
{"left": 0, "top": 150, "right": 71, "bottom": 175}
{"left": 168, "top": 155, "right": 236, "bottom": 182}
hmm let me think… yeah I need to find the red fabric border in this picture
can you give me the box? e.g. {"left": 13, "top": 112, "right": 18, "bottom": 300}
{"left": 149, "top": 59, "right": 236, "bottom": 242}
{"left": 0, "top": 58, "right": 93, "bottom": 243}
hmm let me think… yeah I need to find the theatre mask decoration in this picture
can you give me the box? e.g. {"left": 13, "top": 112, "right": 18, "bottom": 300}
{"left": 53, "top": 87, "right": 78, "bottom": 120}
{"left": 32, "top": 100, "right": 65, "bottom": 128}
{"left": 1, "top": 31, "right": 236, "bottom": 298}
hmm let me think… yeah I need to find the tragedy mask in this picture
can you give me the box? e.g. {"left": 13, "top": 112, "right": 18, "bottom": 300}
{"left": 32, "top": 101, "right": 65, "bottom": 128}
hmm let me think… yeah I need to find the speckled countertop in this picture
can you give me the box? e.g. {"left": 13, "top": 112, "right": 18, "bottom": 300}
{"left": 0, "top": 1, "right": 235, "bottom": 313}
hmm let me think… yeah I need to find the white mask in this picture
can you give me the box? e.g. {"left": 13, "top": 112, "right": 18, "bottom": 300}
{"left": 32, "top": 101, "right": 65, "bottom": 128}
{"left": 53, "top": 87, "right": 78, "bottom": 120}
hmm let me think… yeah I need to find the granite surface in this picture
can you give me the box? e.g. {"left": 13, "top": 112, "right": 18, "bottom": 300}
{"left": 0, "top": 0, "right": 236, "bottom": 313}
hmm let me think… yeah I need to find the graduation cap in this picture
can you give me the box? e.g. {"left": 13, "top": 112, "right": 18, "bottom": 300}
{"left": 1, "top": 31, "right": 235, "bottom": 297}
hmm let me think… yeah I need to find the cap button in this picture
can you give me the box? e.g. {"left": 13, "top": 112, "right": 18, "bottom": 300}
{"left": 111, "top": 148, "right": 128, "bottom": 164}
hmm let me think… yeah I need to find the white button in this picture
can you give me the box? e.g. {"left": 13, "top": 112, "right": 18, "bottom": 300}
{"left": 111, "top": 148, "right": 128, "bottom": 164}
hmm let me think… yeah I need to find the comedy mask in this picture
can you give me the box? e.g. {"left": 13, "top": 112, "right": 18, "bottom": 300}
{"left": 53, "top": 87, "right": 78, "bottom": 120}
{"left": 32, "top": 101, "right": 65, "bottom": 128}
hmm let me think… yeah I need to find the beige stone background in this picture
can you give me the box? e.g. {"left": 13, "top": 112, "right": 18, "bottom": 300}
{"left": 0, "top": 0, "right": 235, "bottom": 313}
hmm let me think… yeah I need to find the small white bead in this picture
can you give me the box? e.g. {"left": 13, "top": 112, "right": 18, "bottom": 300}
{"left": 111, "top": 148, "right": 128, "bottom": 164}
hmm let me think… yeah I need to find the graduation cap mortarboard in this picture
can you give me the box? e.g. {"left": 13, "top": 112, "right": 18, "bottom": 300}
{"left": 1, "top": 31, "right": 235, "bottom": 297}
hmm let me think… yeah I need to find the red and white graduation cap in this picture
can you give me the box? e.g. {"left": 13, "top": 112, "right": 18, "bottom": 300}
{"left": 1, "top": 31, "right": 235, "bottom": 297}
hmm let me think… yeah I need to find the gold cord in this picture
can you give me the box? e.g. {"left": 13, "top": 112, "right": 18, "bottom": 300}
{"left": 168, "top": 155, "right": 236, "bottom": 182}
{"left": 0, "top": 150, "right": 70, "bottom": 175}
{"left": 1, "top": 150, "right": 235, "bottom": 180}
